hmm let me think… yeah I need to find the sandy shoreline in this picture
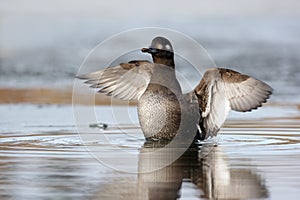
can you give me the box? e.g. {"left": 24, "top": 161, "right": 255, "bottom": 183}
{"left": 1, "top": 88, "right": 299, "bottom": 108}
{"left": 0, "top": 88, "right": 137, "bottom": 105}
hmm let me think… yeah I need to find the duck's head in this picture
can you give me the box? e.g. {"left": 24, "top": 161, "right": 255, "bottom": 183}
{"left": 141, "top": 36, "right": 175, "bottom": 67}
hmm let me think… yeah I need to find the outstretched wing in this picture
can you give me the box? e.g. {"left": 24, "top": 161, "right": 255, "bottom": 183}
{"left": 77, "top": 60, "right": 154, "bottom": 100}
{"left": 195, "top": 68, "right": 273, "bottom": 139}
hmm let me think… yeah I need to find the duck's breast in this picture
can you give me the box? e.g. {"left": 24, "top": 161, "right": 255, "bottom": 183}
{"left": 138, "top": 83, "right": 182, "bottom": 140}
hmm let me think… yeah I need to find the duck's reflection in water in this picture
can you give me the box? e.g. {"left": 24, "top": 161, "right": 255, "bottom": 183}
{"left": 97, "top": 142, "right": 268, "bottom": 199}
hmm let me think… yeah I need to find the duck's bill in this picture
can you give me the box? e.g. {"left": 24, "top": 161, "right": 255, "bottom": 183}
{"left": 141, "top": 47, "right": 158, "bottom": 54}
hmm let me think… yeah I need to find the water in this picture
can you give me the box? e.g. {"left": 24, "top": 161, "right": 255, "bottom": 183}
{"left": 0, "top": 104, "right": 299, "bottom": 199}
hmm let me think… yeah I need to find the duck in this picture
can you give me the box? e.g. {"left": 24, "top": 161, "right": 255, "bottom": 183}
{"left": 77, "top": 36, "right": 272, "bottom": 141}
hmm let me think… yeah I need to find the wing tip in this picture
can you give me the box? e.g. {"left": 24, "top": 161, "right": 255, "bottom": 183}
{"left": 240, "top": 92, "right": 272, "bottom": 112}
{"left": 76, "top": 74, "right": 87, "bottom": 79}
{"left": 76, "top": 73, "right": 98, "bottom": 80}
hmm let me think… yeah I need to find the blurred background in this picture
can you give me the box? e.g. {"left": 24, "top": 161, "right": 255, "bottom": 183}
{"left": 1, "top": 1, "right": 300, "bottom": 199}
{"left": 0, "top": 0, "right": 299, "bottom": 104}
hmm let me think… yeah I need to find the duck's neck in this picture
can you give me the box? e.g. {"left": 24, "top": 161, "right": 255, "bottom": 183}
{"left": 152, "top": 55, "right": 175, "bottom": 68}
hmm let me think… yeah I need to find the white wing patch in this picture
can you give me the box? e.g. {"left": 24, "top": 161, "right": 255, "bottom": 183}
{"left": 202, "top": 77, "right": 231, "bottom": 138}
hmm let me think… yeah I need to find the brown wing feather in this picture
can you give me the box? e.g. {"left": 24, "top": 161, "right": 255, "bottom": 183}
{"left": 218, "top": 68, "right": 273, "bottom": 112}
{"left": 77, "top": 60, "right": 153, "bottom": 100}
{"left": 194, "top": 68, "right": 273, "bottom": 139}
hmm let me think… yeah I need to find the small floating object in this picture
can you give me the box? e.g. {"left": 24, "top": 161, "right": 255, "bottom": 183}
{"left": 89, "top": 123, "right": 108, "bottom": 130}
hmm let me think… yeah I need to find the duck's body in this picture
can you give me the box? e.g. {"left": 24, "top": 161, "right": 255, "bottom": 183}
{"left": 78, "top": 36, "right": 272, "bottom": 141}
{"left": 139, "top": 69, "right": 181, "bottom": 139}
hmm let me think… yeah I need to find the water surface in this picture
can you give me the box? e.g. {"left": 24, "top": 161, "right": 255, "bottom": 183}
{"left": 1, "top": 104, "right": 299, "bottom": 199}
